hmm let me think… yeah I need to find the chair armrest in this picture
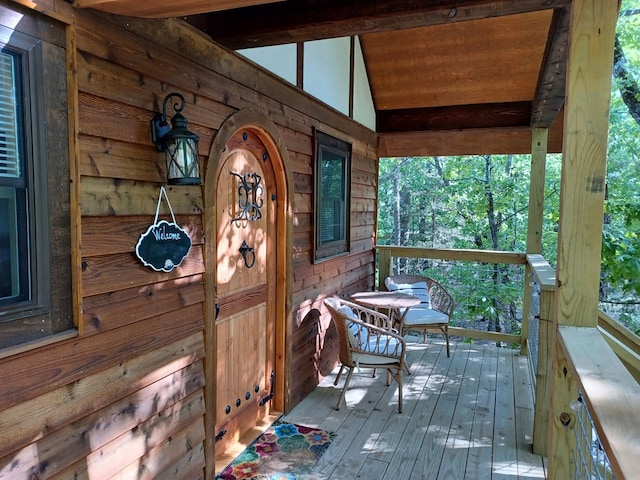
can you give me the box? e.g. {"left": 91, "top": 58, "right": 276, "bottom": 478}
{"left": 427, "top": 278, "right": 455, "bottom": 318}
{"left": 348, "top": 317, "right": 406, "bottom": 358}
{"left": 339, "top": 299, "right": 395, "bottom": 331}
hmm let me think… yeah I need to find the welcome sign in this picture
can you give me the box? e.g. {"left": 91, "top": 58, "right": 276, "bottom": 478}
{"left": 136, "top": 187, "right": 192, "bottom": 272}
{"left": 136, "top": 220, "right": 191, "bottom": 272}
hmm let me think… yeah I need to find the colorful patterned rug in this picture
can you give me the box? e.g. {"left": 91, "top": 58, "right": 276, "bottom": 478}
{"left": 216, "top": 422, "right": 336, "bottom": 480}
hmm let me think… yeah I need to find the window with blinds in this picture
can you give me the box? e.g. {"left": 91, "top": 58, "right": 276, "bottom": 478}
{"left": 0, "top": 48, "right": 27, "bottom": 307}
{"left": 0, "top": 7, "right": 74, "bottom": 352}
{"left": 0, "top": 51, "right": 20, "bottom": 178}
{"left": 314, "top": 130, "right": 351, "bottom": 261}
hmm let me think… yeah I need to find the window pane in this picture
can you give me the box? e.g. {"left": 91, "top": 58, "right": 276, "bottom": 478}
{"left": 0, "top": 49, "right": 28, "bottom": 309}
{"left": 320, "top": 149, "right": 346, "bottom": 244}
{"left": 0, "top": 51, "right": 20, "bottom": 178}
{"left": 0, "top": 186, "right": 27, "bottom": 305}
{"left": 314, "top": 130, "right": 351, "bottom": 261}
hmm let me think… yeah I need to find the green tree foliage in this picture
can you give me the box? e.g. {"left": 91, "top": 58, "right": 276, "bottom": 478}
{"left": 604, "top": 2, "right": 640, "bottom": 312}
{"left": 378, "top": 2, "right": 640, "bottom": 331}
{"left": 378, "top": 154, "right": 560, "bottom": 334}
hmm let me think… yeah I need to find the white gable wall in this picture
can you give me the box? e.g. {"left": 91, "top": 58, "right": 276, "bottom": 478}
{"left": 303, "top": 38, "right": 350, "bottom": 116}
{"left": 237, "top": 37, "right": 376, "bottom": 131}
{"left": 237, "top": 44, "right": 297, "bottom": 84}
{"left": 353, "top": 37, "right": 376, "bottom": 130}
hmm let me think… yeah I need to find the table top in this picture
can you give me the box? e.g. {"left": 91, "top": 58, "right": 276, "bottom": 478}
{"left": 351, "top": 291, "right": 421, "bottom": 309}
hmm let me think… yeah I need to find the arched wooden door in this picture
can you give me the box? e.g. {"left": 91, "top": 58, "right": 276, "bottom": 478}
{"left": 213, "top": 128, "right": 279, "bottom": 459}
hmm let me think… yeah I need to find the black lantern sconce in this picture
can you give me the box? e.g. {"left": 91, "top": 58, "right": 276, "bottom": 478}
{"left": 151, "top": 92, "right": 201, "bottom": 185}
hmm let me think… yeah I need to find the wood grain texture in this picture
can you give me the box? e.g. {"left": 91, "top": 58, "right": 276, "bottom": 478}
{"left": 82, "top": 275, "right": 205, "bottom": 335}
{"left": 559, "top": 327, "right": 640, "bottom": 480}
{"left": 0, "top": 332, "right": 204, "bottom": 456}
{"left": 555, "top": 0, "right": 617, "bottom": 328}
{"left": 0, "top": 2, "right": 379, "bottom": 477}
{"left": 3, "top": 363, "right": 205, "bottom": 478}
{"left": 82, "top": 215, "right": 204, "bottom": 257}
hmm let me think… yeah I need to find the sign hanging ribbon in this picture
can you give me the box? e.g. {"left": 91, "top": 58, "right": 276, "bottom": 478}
{"left": 135, "top": 186, "right": 192, "bottom": 272}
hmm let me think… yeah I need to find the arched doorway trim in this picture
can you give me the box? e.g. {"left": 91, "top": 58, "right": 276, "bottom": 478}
{"left": 203, "top": 108, "right": 293, "bottom": 475}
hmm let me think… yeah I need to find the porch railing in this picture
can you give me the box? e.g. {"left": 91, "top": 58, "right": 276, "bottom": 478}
{"left": 376, "top": 246, "right": 640, "bottom": 479}
{"left": 376, "top": 245, "right": 526, "bottom": 346}
{"left": 555, "top": 327, "right": 640, "bottom": 480}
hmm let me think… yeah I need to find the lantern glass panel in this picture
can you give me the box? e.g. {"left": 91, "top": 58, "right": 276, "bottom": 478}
{"left": 165, "top": 137, "right": 200, "bottom": 185}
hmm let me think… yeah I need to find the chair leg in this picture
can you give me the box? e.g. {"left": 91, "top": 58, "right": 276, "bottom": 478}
{"left": 390, "top": 368, "right": 403, "bottom": 413}
{"left": 444, "top": 325, "right": 450, "bottom": 357}
{"left": 403, "top": 362, "right": 411, "bottom": 375}
{"left": 335, "top": 367, "right": 354, "bottom": 410}
{"left": 334, "top": 364, "right": 345, "bottom": 385}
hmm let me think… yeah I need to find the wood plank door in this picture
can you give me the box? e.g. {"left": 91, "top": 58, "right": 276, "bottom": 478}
{"left": 214, "top": 129, "right": 277, "bottom": 457}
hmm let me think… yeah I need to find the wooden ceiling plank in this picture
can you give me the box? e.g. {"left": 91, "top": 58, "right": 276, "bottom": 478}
{"left": 377, "top": 102, "right": 533, "bottom": 133}
{"left": 363, "top": 11, "right": 552, "bottom": 111}
{"left": 74, "top": 0, "right": 285, "bottom": 18}
{"left": 531, "top": 6, "right": 570, "bottom": 128}
{"left": 190, "top": 0, "right": 572, "bottom": 50}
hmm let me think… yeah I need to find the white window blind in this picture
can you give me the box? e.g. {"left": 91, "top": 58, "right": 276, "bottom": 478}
{"left": 0, "top": 51, "right": 20, "bottom": 178}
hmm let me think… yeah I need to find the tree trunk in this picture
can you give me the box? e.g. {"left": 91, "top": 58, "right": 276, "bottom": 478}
{"left": 483, "top": 155, "right": 502, "bottom": 336}
{"left": 613, "top": 34, "right": 640, "bottom": 125}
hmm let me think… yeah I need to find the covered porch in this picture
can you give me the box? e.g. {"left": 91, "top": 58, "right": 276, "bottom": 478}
{"left": 1, "top": 1, "right": 638, "bottom": 479}
{"left": 284, "top": 338, "right": 543, "bottom": 479}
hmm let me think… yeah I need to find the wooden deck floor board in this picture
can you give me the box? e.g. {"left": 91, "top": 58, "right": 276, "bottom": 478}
{"left": 282, "top": 340, "right": 547, "bottom": 479}
{"left": 439, "top": 343, "right": 484, "bottom": 479}
{"left": 368, "top": 338, "right": 441, "bottom": 463}
{"left": 409, "top": 341, "right": 469, "bottom": 479}
{"left": 514, "top": 353, "right": 547, "bottom": 479}
{"left": 381, "top": 340, "right": 448, "bottom": 478}
{"left": 492, "top": 347, "right": 519, "bottom": 479}
{"left": 464, "top": 341, "right": 496, "bottom": 480}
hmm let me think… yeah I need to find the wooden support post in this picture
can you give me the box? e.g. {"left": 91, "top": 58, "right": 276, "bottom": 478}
{"left": 547, "top": 333, "right": 580, "bottom": 479}
{"left": 526, "top": 128, "right": 548, "bottom": 255}
{"left": 377, "top": 247, "right": 392, "bottom": 291}
{"left": 533, "top": 284, "right": 555, "bottom": 455}
{"left": 522, "top": 128, "right": 548, "bottom": 354}
{"left": 548, "top": 1, "right": 618, "bottom": 478}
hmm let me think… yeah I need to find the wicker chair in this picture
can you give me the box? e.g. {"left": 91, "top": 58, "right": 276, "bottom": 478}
{"left": 324, "top": 297, "right": 406, "bottom": 413}
{"left": 385, "top": 274, "right": 454, "bottom": 357}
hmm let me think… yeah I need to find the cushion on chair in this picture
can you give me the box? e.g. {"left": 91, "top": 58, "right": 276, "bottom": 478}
{"left": 352, "top": 336, "right": 401, "bottom": 364}
{"left": 402, "top": 305, "right": 449, "bottom": 325}
{"left": 386, "top": 280, "right": 430, "bottom": 305}
{"left": 338, "top": 305, "right": 366, "bottom": 348}
{"left": 338, "top": 305, "right": 358, "bottom": 320}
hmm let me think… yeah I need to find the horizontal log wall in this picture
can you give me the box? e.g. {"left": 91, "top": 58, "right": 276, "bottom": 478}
{"left": 0, "top": 0, "right": 378, "bottom": 477}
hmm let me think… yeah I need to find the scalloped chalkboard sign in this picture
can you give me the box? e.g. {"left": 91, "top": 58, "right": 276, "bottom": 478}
{"left": 136, "top": 220, "right": 192, "bottom": 272}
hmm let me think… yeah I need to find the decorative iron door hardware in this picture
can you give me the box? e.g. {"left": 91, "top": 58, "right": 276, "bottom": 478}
{"left": 230, "top": 171, "right": 263, "bottom": 224}
{"left": 239, "top": 240, "right": 255, "bottom": 268}
{"left": 259, "top": 370, "right": 275, "bottom": 406}
{"left": 215, "top": 429, "right": 227, "bottom": 442}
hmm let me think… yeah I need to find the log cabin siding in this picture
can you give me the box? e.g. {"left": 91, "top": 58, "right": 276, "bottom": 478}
{"left": 0, "top": 0, "right": 378, "bottom": 477}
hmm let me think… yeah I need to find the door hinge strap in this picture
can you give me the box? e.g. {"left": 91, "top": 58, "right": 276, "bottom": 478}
{"left": 259, "top": 370, "right": 275, "bottom": 406}
{"left": 215, "top": 429, "right": 227, "bottom": 443}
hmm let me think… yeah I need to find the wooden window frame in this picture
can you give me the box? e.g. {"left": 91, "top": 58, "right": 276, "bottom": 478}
{"left": 313, "top": 129, "right": 352, "bottom": 262}
{"left": 0, "top": 9, "right": 74, "bottom": 354}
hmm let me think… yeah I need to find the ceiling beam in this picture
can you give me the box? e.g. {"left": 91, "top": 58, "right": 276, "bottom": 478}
{"left": 531, "top": 6, "right": 570, "bottom": 128}
{"left": 377, "top": 102, "right": 532, "bottom": 133}
{"left": 72, "top": 0, "right": 286, "bottom": 18}
{"left": 188, "top": 0, "right": 572, "bottom": 50}
{"left": 378, "top": 123, "right": 564, "bottom": 157}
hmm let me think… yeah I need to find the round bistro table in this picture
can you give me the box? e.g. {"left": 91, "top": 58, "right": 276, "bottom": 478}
{"left": 350, "top": 291, "right": 421, "bottom": 330}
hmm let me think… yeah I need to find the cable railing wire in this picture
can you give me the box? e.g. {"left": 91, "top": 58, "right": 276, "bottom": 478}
{"left": 570, "top": 393, "right": 615, "bottom": 480}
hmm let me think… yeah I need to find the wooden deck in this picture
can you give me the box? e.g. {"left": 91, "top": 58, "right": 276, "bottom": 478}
{"left": 281, "top": 337, "right": 547, "bottom": 479}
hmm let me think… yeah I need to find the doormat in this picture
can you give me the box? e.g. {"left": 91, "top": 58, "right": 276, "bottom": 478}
{"left": 216, "top": 422, "right": 336, "bottom": 480}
